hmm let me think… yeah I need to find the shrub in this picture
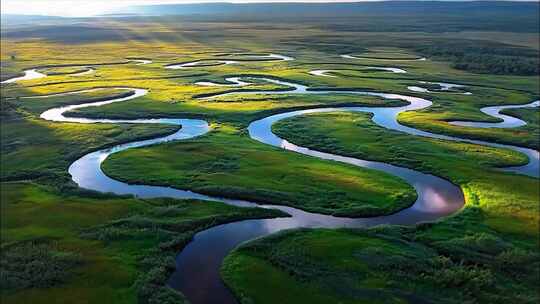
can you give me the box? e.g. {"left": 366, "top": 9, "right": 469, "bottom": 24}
{"left": 0, "top": 241, "right": 82, "bottom": 291}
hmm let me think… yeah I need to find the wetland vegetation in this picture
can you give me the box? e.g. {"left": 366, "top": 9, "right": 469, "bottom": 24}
{"left": 1, "top": 2, "right": 539, "bottom": 304}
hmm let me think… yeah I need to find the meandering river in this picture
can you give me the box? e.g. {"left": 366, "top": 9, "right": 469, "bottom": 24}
{"left": 3, "top": 54, "right": 538, "bottom": 304}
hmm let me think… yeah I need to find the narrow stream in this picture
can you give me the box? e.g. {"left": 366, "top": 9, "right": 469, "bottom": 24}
{"left": 0, "top": 59, "right": 152, "bottom": 84}
{"left": 195, "top": 77, "right": 253, "bottom": 87}
{"left": 166, "top": 53, "right": 293, "bottom": 69}
{"left": 450, "top": 100, "right": 540, "bottom": 128}
{"left": 1, "top": 69, "right": 46, "bottom": 83}
{"left": 309, "top": 67, "right": 407, "bottom": 76}
{"left": 4, "top": 61, "right": 538, "bottom": 304}
{"left": 407, "top": 81, "right": 472, "bottom": 95}
{"left": 205, "top": 78, "right": 539, "bottom": 178}
{"left": 70, "top": 67, "right": 95, "bottom": 77}
{"left": 341, "top": 54, "right": 427, "bottom": 61}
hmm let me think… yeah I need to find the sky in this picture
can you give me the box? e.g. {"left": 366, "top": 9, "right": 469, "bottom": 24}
{"left": 1, "top": 0, "right": 166, "bottom": 17}
{"left": 0, "top": 0, "right": 373, "bottom": 17}
{"left": 0, "top": 0, "right": 536, "bottom": 17}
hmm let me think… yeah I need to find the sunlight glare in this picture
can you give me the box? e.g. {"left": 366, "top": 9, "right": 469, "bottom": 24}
{"left": 1, "top": 0, "right": 374, "bottom": 17}
{"left": 1, "top": 0, "right": 123, "bottom": 17}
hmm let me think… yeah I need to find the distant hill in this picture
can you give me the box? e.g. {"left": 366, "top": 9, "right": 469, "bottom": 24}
{"left": 118, "top": 1, "right": 538, "bottom": 17}
{"left": 0, "top": 14, "right": 66, "bottom": 30}
{"left": 2, "top": 1, "right": 538, "bottom": 37}
{"left": 112, "top": 1, "right": 539, "bottom": 33}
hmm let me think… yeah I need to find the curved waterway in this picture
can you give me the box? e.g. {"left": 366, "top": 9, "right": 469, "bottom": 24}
{"left": 204, "top": 77, "right": 539, "bottom": 178}
{"left": 195, "top": 77, "right": 253, "bottom": 87}
{"left": 69, "top": 67, "right": 96, "bottom": 77}
{"left": 130, "top": 59, "right": 153, "bottom": 65}
{"left": 1, "top": 59, "right": 152, "bottom": 84}
{"left": 450, "top": 100, "right": 540, "bottom": 128}
{"left": 408, "top": 81, "right": 472, "bottom": 95}
{"left": 341, "top": 54, "right": 427, "bottom": 61}
{"left": 1, "top": 69, "right": 46, "bottom": 83}
{"left": 10, "top": 65, "right": 537, "bottom": 303}
{"left": 309, "top": 67, "right": 407, "bottom": 77}
{"left": 166, "top": 53, "right": 293, "bottom": 69}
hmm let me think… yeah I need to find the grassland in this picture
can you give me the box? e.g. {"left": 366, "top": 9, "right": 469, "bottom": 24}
{"left": 102, "top": 126, "right": 416, "bottom": 217}
{"left": 1, "top": 104, "right": 178, "bottom": 181}
{"left": 222, "top": 111, "right": 539, "bottom": 303}
{"left": 1, "top": 88, "right": 287, "bottom": 304}
{"left": 1, "top": 182, "right": 284, "bottom": 304}
{"left": 223, "top": 221, "right": 539, "bottom": 304}
{"left": 1, "top": 11, "right": 539, "bottom": 304}
{"left": 37, "top": 66, "right": 93, "bottom": 76}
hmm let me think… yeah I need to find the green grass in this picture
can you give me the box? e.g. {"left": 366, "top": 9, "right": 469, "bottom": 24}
{"left": 8, "top": 88, "right": 135, "bottom": 115}
{"left": 0, "top": 113, "right": 179, "bottom": 181}
{"left": 273, "top": 111, "right": 538, "bottom": 234}
{"left": 0, "top": 88, "right": 287, "bottom": 303}
{"left": 273, "top": 112, "right": 528, "bottom": 178}
{"left": 102, "top": 126, "right": 417, "bottom": 217}
{"left": 0, "top": 182, "right": 284, "bottom": 304}
{"left": 222, "top": 110, "right": 539, "bottom": 304}
{"left": 223, "top": 222, "right": 539, "bottom": 304}
{"left": 37, "top": 66, "right": 92, "bottom": 76}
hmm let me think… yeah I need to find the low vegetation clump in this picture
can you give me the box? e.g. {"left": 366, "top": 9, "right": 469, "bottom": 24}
{"left": 0, "top": 240, "right": 82, "bottom": 292}
{"left": 414, "top": 42, "right": 540, "bottom": 76}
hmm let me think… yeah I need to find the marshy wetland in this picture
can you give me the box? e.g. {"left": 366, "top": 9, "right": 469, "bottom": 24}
{"left": 1, "top": 4, "right": 539, "bottom": 304}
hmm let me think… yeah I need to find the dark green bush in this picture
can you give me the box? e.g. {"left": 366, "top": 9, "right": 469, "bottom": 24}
{"left": 0, "top": 241, "right": 82, "bottom": 291}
